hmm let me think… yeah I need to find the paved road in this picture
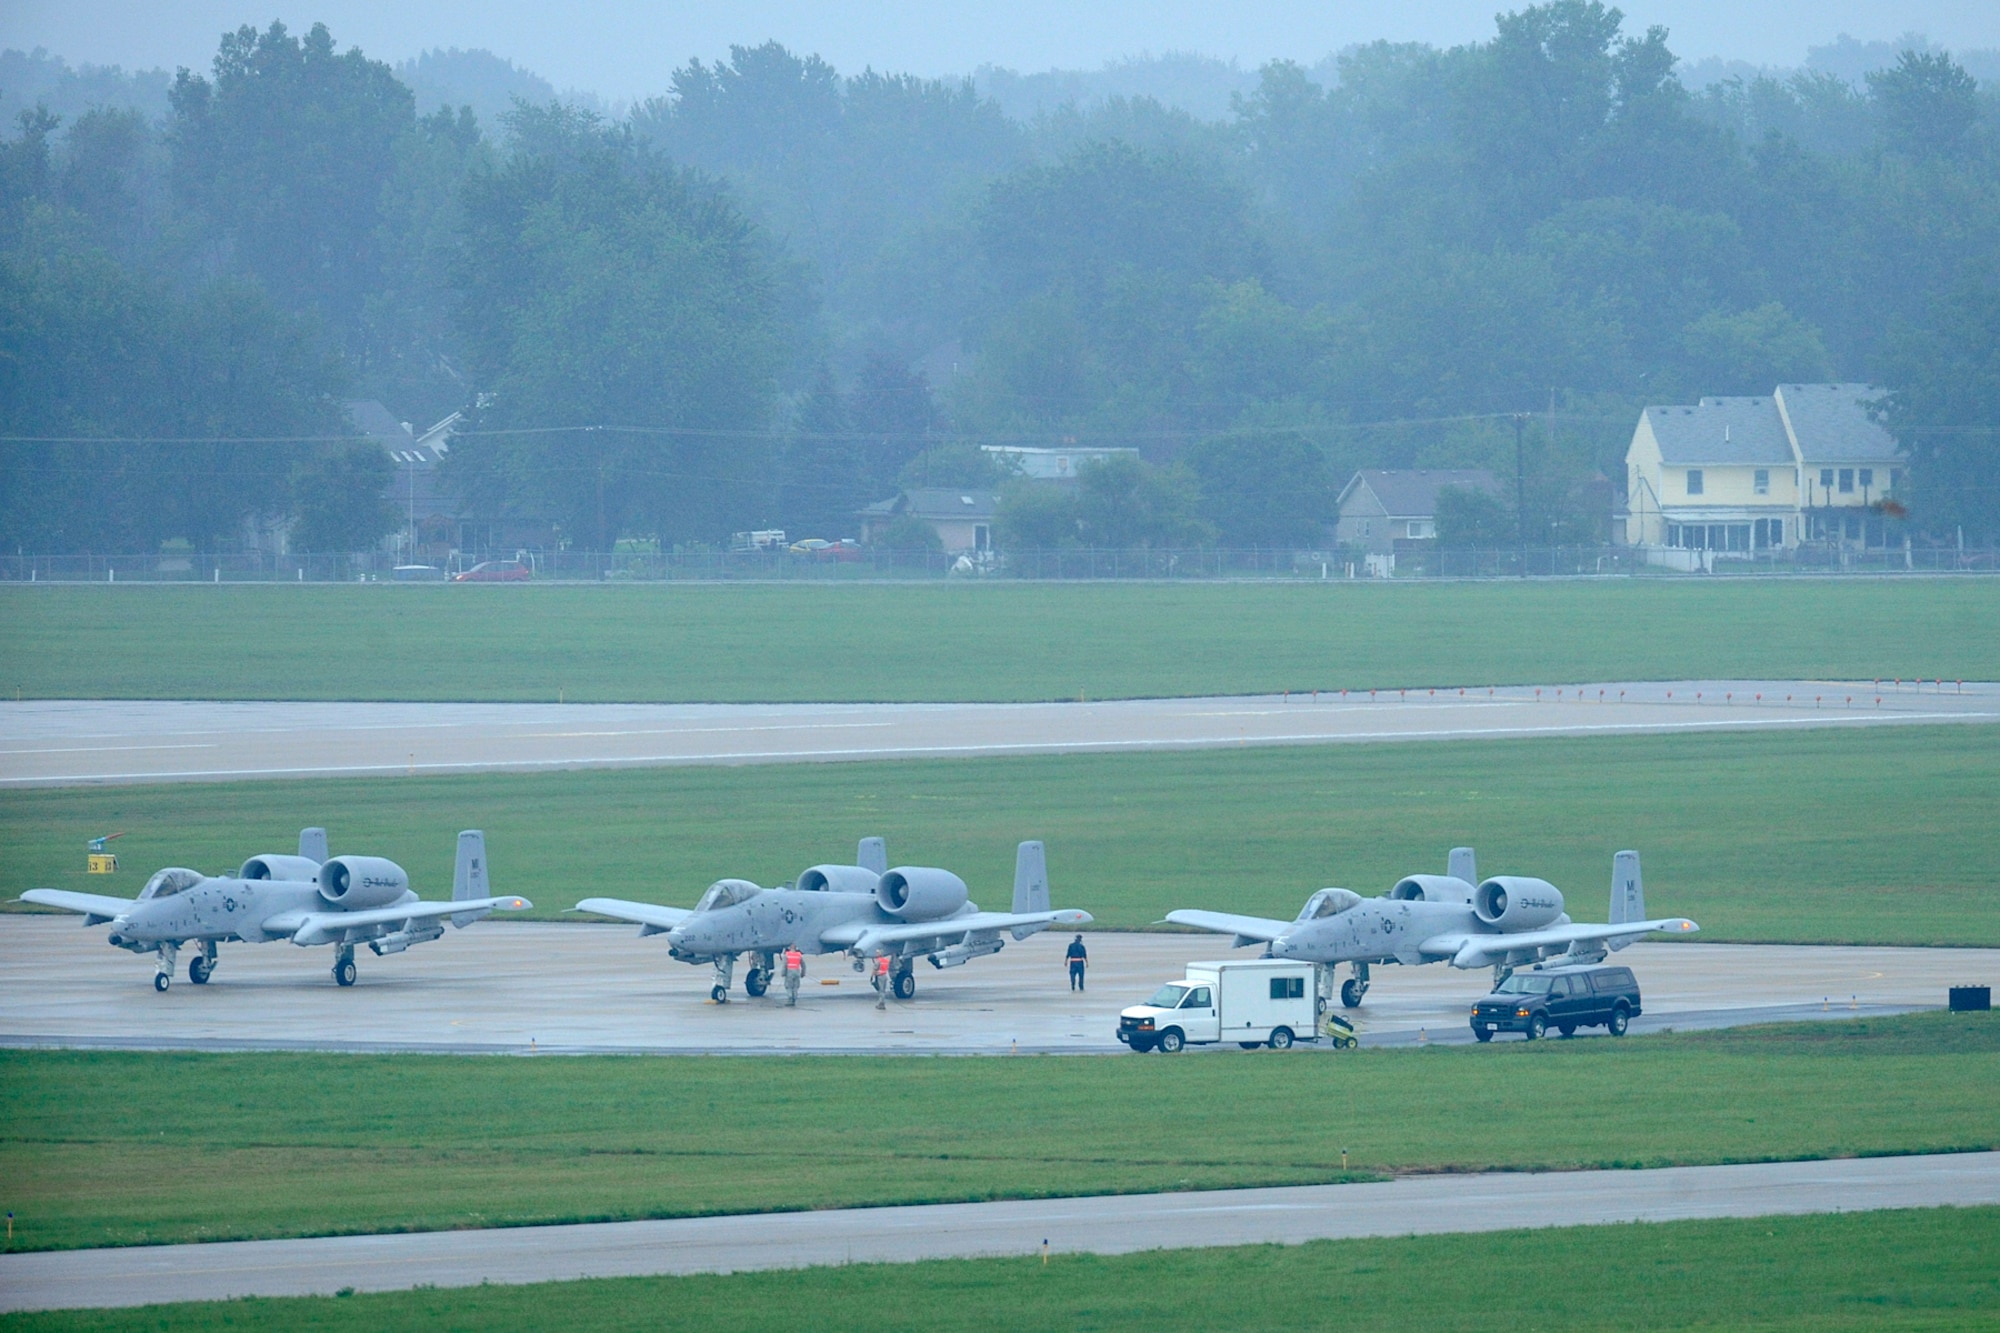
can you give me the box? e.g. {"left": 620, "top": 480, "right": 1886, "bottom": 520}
{"left": 4, "top": 679, "right": 1992, "bottom": 785}
{"left": 2, "top": 920, "right": 1987, "bottom": 1055}
{"left": 4, "top": 1153, "right": 1994, "bottom": 1312}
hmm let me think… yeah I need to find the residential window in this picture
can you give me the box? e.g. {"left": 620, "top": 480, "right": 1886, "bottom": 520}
{"left": 1753, "top": 469, "right": 1769, "bottom": 495}
{"left": 1838, "top": 468, "right": 1854, "bottom": 493}
{"left": 1361, "top": 520, "right": 1372, "bottom": 538}
{"left": 1820, "top": 468, "right": 1835, "bottom": 490}
{"left": 1407, "top": 520, "right": 1422, "bottom": 539}
{"left": 974, "top": 524, "right": 990, "bottom": 551}
{"left": 1890, "top": 469, "right": 1902, "bottom": 491}
{"left": 1686, "top": 469, "right": 1704, "bottom": 495}
{"left": 1859, "top": 468, "right": 1873, "bottom": 489}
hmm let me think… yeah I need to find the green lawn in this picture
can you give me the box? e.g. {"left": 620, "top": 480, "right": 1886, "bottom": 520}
{"left": 8, "top": 725, "right": 1998, "bottom": 943}
{"left": 2, "top": 1014, "right": 1994, "bottom": 1253}
{"left": 3, "top": 579, "right": 1994, "bottom": 702}
{"left": 10, "top": 1207, "right": 1998, "bottom": 1331}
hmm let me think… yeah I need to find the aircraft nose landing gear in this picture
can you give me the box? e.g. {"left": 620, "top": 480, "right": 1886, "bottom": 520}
{"left": 154, "top": 941, "right": 179, "bottom": 992}
{"left": 710, "top": 953, "right": 737, "bottom": 1004}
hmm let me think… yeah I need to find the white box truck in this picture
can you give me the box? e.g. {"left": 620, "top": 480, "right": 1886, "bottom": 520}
{"left": 1116, "top": 958, "right": 1319, "bottom": 1053}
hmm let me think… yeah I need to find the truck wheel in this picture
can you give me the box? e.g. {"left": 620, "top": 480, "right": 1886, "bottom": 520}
{"left": 1158, "top": 1029, "right": 1185, "bottom": 1054}
{"left": 1267, "top": 1027, "right": 1294, "bottom": 1051}
{"left": 1526, "top": 1012, "right": 1546, "bottom": 1040}
{"left": 1239, "top": 1042, "right": 1262, "bottom": 1050}
{"left": 1609, "top": 1004, "right": 1630, "bottom": 1037}
{"left": 1473, "top": 1026, "right": 1492, "bottom": 1043}
{"left": 1558, "top": 1023, "right": 1575, "bottom": 1038}
{"left": 1129, "top": 1038, "right": 1153, "bottom": 1053}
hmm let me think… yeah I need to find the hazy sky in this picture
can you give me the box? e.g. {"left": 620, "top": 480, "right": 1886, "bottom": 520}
{"left": 8, "top": 1, "right": 1997, "bottom": 97}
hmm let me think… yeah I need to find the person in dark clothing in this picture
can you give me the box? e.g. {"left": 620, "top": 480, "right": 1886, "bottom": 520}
{"left": 1065, "top": 935, "right": 1088, "bottom": 991}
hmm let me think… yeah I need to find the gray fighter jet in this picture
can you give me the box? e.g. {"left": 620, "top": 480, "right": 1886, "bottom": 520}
{"left": 1167, "top": 849, "right": 1696, "bottom": 1006}
{"left": 576, "top": 838, "right": 1090, "bottom": 1001}
{"left": 19, "top": 827, "right": 530, "bottom": 990}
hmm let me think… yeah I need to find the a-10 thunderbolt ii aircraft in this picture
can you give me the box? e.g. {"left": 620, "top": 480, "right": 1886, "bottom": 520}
{"left": 576, "top": 837, "right": 1090, "bottom": 1001}
{"left": 19, "top": 827, "right": 530, "bottom": 990}
{"left": 1167, "top": 848, "right": 1696, "bottom": 1006}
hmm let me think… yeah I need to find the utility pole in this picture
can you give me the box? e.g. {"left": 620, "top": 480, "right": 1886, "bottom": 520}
{"left": 1513, "top": 413, "right": 1527, "bottom": 576}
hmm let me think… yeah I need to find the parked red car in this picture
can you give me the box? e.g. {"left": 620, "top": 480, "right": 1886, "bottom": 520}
{"left": 452, "top": 560, "right": 532, "bottom": 582}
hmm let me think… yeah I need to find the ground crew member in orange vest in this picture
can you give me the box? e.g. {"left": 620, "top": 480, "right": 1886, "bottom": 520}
{"left": 874, "top": 952, "right": 892, "bottom": 1009}
{"left": 783, "top": 946, "right": 805, "bottom": 1006}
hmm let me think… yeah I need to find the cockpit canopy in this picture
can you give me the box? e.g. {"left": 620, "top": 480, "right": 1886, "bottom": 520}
{"left": 693, "top": 879, "right": 762, "bottom": 913}
{"left": 1297, "top": 887, "right": 1362, "bottom": 920}
{"left": 139, "top": 868, "right": 204, "bottom": 901}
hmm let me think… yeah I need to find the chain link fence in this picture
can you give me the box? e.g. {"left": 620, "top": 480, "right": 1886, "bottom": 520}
{"left": 1, "top": 544, "right": 1993, "bottom": 583}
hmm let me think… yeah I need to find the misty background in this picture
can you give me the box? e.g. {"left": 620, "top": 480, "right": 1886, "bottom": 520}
{"left": 3, "top": 3, "right": 1997, "bottom": 555}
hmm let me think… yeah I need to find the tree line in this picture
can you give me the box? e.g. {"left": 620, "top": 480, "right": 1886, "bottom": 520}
{"left": 3, "top": 4, "right": 1996, "bottom": 554}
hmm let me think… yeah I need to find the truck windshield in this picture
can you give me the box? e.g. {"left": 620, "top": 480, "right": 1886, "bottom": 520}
{"left": 1147, "top": 983, "right": 1190, "bottom": 1008}
{"left": 1495, "top": 975, "right": 1553, "bottom": 994}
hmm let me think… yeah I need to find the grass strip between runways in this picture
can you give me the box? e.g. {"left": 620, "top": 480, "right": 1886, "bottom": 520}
{"left": 8, "top": 724, "right": 2000, "bottom": 943}
{"left": 1, "top": 1013, "right": 1995, "bottom": 1254}
{"left": 7, "top": 1207, "right": 2000, "bottom": 1331}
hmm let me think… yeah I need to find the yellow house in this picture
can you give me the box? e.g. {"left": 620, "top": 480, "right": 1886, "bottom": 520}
{"left": 1625, "top": 383, "right": 1903, "bottom": 556}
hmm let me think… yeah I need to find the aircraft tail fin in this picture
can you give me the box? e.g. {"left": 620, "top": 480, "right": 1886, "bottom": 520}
{"left": 857, "top": 836, "right": 887, "bottom": 875}
{"left": 1608, "top": 850, "right": 1643, "bottom": 944}
{"left": 298, "top": 827, "right": 329, "bottom": 864}
{"left": 1447, "top": 846, "right": 1476, "bottom": 885}
{"left": 452, "top": 830, "right": 490, "bottom": 927}
{"left": 1013, "top": 840, "right": 1049, "bottom": 914}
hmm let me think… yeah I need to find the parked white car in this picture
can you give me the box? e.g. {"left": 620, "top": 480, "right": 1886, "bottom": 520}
{"left": 1116, "top": 958, "right": 1319, "bottom": 1053}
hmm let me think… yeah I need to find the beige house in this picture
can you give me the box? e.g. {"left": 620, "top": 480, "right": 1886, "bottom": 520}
{"left": 858, "top": 489, "right": 999, "bottom": 553}
{"left": 1625, "top": 383, "right": 1904, "bottom": 555}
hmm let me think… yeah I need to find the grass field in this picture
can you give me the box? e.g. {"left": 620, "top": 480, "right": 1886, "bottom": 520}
{"left": 7, "top": 725, "right": 1998, "bottom": 943}
{"left": 10, "top": 1207, "right": 1998, "bottom": 1331}
{"left": 2, "top": 1014, "right": 1994, "bottom": 1253}
{"left": 3, "top": 580, "right": 1995, "bottom": 702}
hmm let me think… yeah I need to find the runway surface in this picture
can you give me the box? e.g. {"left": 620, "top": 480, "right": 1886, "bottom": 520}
{"left": 2, "top": 919, "right": 1988, "bottom": 1054}
{"left": 4, "top": 678, "right": 1992, "bottom": 786}
{"left": 4, "top": 1152, "right": 1994, "bottom": 1311}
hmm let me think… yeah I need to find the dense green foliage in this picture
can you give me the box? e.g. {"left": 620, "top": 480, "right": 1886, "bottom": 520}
{"left": 0, "top": 1015, "right": 1993, "bottom": 1250}
{"left": 8, "top": 723, "right": 1999, "bottom": 945}
{"left": 14, "top": 1207, "right": 1998, "bottom": 1331}
{"left": 3, "top": 578, "right": 1994, "bottom": 703}
{"left": 5, "top": 8, "right": 1999, "bottom": 551}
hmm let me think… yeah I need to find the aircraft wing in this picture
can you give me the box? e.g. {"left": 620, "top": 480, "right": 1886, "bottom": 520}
{"left": 287, "top": 895, "right": 531, "bottom": 946}
{"left": 570, "top": 897, "right": 693, "bottom": 933}
{"left": 1163, "top": 909, "right": 1293, "bottom": 945}
{"left": 1446, "top": 917, "right": 1699, "bottom": 968}
{"left": 826, "top": 908, "right": 1093, "bottom": 954}
{"left": 19, "top": 888, "right": 139, "bottom": 922}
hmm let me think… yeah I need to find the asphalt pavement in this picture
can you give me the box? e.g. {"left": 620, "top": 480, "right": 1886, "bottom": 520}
{"left": 4, "top": 1153, "right": 1995, "bottom": 1312}
{"left": 3, "top": 678, "right": 1992, "bottom": 785}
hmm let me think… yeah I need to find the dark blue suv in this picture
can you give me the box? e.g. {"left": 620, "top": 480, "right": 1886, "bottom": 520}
{"left": 1470, "top": 964, "right": 1641, "bottom": 1041}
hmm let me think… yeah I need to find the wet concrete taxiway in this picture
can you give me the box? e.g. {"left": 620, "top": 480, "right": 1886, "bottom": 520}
{"left": 1, "top": 918, "right": 1989, "bottom": 1054}
{"left": 8, "top": 1152, "right": 1996, "bottom": 1311}
{"left": 3, "top": 679, "right": 1992, "bottom": 786}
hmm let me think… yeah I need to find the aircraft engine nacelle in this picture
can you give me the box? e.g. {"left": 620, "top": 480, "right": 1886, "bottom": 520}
{"left": 875, "top": 867, "right": 969, "bottom": 921}
{"left": 317, "top": 855, "right": 411, "bottom": 910}
{"left": 1473, "top": 877, "right": 1565, "bottom": 931}
{"left": 1389, "top": 874, "right": 1475, "bottom": 904}
{"left": 239, "top": 853, "right": 322, "bottom": 882}
{"left": 796, "top": 864, "right": 882, "bottom": 894}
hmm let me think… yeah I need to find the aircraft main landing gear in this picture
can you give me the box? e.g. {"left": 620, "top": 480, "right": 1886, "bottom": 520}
{"left": 333, "top": 945, "right": 357, "bottom": 987}
{"left": 154, "top": 941, "right": 179, "bottom": 993}
{"left": 189, "top": 941, "right": 217, "bottom": 985}
{"left": 1340, "top": 962, "right": 1371, "bottom": 1008}
{"left": 744, "top": 955, "right": 772, "bottom": 998}
{"left": 892, "top": 962, "right": 915, "bottom": 1001}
